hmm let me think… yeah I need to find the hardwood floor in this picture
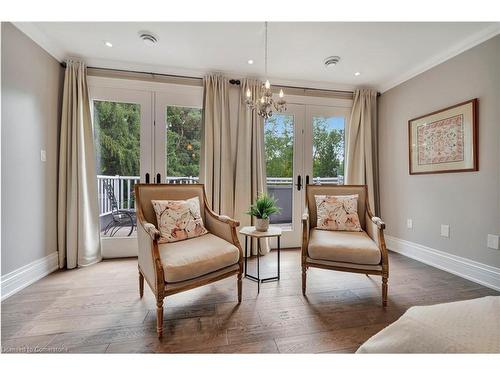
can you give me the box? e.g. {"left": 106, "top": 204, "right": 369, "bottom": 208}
{"left": 2, "top": 250, "right": 498, "bottom": 353}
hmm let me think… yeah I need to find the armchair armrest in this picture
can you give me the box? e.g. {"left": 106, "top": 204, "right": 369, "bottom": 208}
{"left": 204, "top": 207, "right": 241, "bottom": 246}
{"left": 142, "top": 222, "right": 161, "bottom": 241}
{"left": 371, "top": 216, "right": 386, "bottom": 230}
{"left": 301, "top": 209, "right": 310, "bottom": 262}
{"left": 364, "top": 211, "right": 389, "bottom": 273}
{"left": 137, "top": 220, "right": 163, "bottom": 293}
{"left": 210, "top": 213, "right": 240, "bottom": 228}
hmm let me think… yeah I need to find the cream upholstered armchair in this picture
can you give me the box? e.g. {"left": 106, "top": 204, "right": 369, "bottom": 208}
{"left": 135, "top": 184, "right": 243, "bottom": 338}
{"left": 302, "top": 184, "right": 389, "bottom": 306}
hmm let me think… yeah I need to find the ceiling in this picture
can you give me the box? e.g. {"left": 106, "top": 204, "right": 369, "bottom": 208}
{"left": 15, "top": 22, "right": 500, "bottom": 92}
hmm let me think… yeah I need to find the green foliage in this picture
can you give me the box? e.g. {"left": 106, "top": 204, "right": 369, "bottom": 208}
{"left": 264, "top": 115, "right": 344, "bottom": 179}
{"left": 264, "top": 115, "right": 294, "bottom": 178}
{"left": 246, "top": 193, "right": 281, "bottom": 219}
{"left": 93, "top": 101, "right": 140, "bottom": 176}
{"left": 312, "top": 117, "right": 344, "bottom": 177}
{"left": 165, "top": 107, "right": 202, "bottom": 177}
{"left": 93, "top": 102, "right": 202, "bottom": 179}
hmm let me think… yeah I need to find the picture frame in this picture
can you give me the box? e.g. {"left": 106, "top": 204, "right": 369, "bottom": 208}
{"left": 408, "top": 98, "right": 478, "bottom": 175}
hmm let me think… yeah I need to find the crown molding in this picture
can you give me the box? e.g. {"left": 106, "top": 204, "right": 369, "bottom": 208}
{"left": 379, "top": 22, "right": 500, "bottom": 93}
{"left": 12, "top": 22, "right": 66, "bottom": 62}
{"left": 12, "top": 21, "right": 500, "bottom": 94}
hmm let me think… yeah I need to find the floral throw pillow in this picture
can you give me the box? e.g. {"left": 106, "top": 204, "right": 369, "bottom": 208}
{"left": 315, "top": 194, "right": 362, "bottom": 232}
{"left": 152, "top": 197, "right": 208, "bottom": 243}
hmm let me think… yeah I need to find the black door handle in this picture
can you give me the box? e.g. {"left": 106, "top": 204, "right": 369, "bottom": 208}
{"left": 306, "top": 175, "right": 310, "bottom": 185}
{"left": 156, "top": 173, "right": 161, "bottom": 184}
{"left": 145, "top": 173, "right": 150, "bottom": 184}
{"left": 296, "top": 175, "right": 302, "bottom": 191}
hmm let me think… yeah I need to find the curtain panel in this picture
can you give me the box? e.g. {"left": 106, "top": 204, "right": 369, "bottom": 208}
{"left": 233, "top": 79, "right": 269, "bottom": 255}
{"left": 200, "top": 75, "right": 234, "bottom": 216}
{"left": 201, "top": 75, "right": 270, "bottom": 255}
{"left": 345, "top": 88, "right": 380, "bottom": 214}
{"left": 57, "top": 60, "right": 101, "bottom": 269}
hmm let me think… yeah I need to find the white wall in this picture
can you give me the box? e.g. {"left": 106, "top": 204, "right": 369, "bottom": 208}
{"left": 378, "top": 35, "right": 500, "bottom": 269}
{"left": 1, "top": 22, "right": 63, "bottom": 275}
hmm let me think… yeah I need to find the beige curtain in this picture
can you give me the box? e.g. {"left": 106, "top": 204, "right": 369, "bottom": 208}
{"left": 57, "top": 60, "right": 101, "bottom": 269}
{"left": 233, "top": 79, "right": 270, "bottom": 255}
{"left": 200, "top": 75, "right": 234, "bottom": 215}
{"left": 345, "top": 88, "right": 380, "bottom": 214}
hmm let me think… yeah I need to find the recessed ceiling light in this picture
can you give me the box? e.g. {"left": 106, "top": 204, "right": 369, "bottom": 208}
{"left": 324, "top": 56, "right": 341, "bottom": 69}
{"left": 354, "top": 72, "right": 361, "bottom": 76}
{"left": 139, "top": 32, "right": 158, "bottom": 46}
{"left": 247, "top": 59, "right": 254, "bottom": 65}
{"left": 104, "top": 41, "right": 113, "bottom": 48}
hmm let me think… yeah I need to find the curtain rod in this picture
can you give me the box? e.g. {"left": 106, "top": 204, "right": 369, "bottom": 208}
{"left": 61, "top": 62, "right": 379, "bottom": 96}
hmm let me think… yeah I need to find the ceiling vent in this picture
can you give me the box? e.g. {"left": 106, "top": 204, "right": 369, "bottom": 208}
{"left": 324, "top": 56, "right": 341, "bottom": 69}
{"left": 139, "top": 32, "right": 158, "bottom": 46}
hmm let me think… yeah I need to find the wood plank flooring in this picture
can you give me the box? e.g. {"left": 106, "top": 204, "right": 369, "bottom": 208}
{"left": 2, "top": 250, "right": 498, "bottom": 353}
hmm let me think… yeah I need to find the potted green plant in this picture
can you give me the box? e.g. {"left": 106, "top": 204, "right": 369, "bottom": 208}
{"left": 246, "top": 193, "right": 281, "bottom": 232}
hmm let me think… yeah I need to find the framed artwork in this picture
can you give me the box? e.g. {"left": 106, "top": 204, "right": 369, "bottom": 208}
{"left": 408, "top": 98, "right": 478, "bottom": 175}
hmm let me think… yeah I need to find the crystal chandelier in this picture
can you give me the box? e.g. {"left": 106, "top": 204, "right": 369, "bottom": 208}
{"left": 245, "top": 22, "right": 287, "bottom": 119}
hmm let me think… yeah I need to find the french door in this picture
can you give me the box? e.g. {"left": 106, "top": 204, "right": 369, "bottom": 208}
{"left": 265, "top": 103, "right": 349, "bottom": 249}
{"left": 264, "top": 104, "right": 304, "bottom": 248}
{"left": 90, "top": 86, "right": 153, "bottom": 257}
{"left": 90, "top": 80, "right": 203, "bottom": 257}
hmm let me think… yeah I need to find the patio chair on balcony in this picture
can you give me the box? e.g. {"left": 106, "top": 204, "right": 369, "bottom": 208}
{"left": 102, "top": 179, "right": 136, "bottom": 237}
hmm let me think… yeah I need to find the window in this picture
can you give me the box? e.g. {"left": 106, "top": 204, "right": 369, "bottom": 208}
{"left": 165, "top": 106, "right": 202, "bottom": 183}
{"left": 93, "top": 100, "right": 141, "bottom": 238}
{"left": 265, "top": 114, "right": 295, "bottom": 225}
{"left": 312, "top": 116, "right": 345, "bottom": 184}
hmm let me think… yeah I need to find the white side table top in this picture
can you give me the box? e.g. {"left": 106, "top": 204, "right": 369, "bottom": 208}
{"left": 239, "top": 226, "right": 282, "bottom": 238}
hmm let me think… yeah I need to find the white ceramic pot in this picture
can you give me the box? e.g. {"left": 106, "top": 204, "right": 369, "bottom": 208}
{"left": 255, "top": 218, "right": 269, "bottom": 232}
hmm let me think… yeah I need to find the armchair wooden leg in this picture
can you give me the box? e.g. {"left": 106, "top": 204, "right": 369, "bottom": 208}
{"left": 382, "top": 276, "right": 388, "bottom": 307}
{"left": 237, "top": 273, "right": 242, "bottom": 303}
{"left": 139, "top": 272, "right": 144, "bottom": 298}
{"left": 302, "top": 266, "right": 307, "bottom": 296}
{"left": 156, "top": 299, "right": 164, "bottom": 338}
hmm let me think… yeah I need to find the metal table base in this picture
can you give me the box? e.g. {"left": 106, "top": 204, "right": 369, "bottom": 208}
{"left": 244, "top": 236, "right": 280, "bottom": 293}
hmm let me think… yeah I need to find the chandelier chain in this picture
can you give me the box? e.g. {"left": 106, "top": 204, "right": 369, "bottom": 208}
{"left": 265, "top": 21, "right": 268, "bottom": 77}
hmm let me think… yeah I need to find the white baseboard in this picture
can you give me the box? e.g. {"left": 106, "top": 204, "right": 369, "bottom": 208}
{"left": 1, "top": 252, "right": 59, "bottom": 301}
{"left": 386, "top": 235, "right": 500, "bottom": 292}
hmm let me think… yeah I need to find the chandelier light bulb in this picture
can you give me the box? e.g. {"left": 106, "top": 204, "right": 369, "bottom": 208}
{"left": 260, "top": 96, "right": 265, "bottom": 104}
{"left": 279, "top": 89, "right": 284, "bottom": 98}
{"left": 265, "top": 80, "right": 271, "bottom": 89}
{"left": 246, "top": 88, "right": 251, "bottom": 98}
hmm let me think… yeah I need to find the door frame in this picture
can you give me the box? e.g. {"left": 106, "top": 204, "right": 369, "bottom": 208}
{"left": 88, "top": 85, "right": 154, "bottom": 257}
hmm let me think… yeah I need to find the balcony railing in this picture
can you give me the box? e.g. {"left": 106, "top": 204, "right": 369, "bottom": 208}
{"left": 97, "top": 175, "right": 343, "bottom": 217}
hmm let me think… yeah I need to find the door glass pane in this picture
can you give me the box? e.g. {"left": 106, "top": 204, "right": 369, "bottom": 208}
{"left": 265, "top": 114, "right": 294, "bottom": 225}
{"left": 312, "top": 116, "right": 345, "bottom": 184}
{"left": 165, "top": 106, "right": 202, "bottom": 184}
{"left": 93, "top": 101, "right": 140, "bottom": 239}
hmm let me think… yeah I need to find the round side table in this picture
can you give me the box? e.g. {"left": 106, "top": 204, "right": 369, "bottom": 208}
{"left": 239, "top": 226, "right": 282, "bottom": 293}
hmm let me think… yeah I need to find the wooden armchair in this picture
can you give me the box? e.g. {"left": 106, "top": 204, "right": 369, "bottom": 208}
{"left": 301, "top": 184, "right": 389, "bottom": 306}
{"left": 135, "top": 184, "right": 243, "bottom": 338}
